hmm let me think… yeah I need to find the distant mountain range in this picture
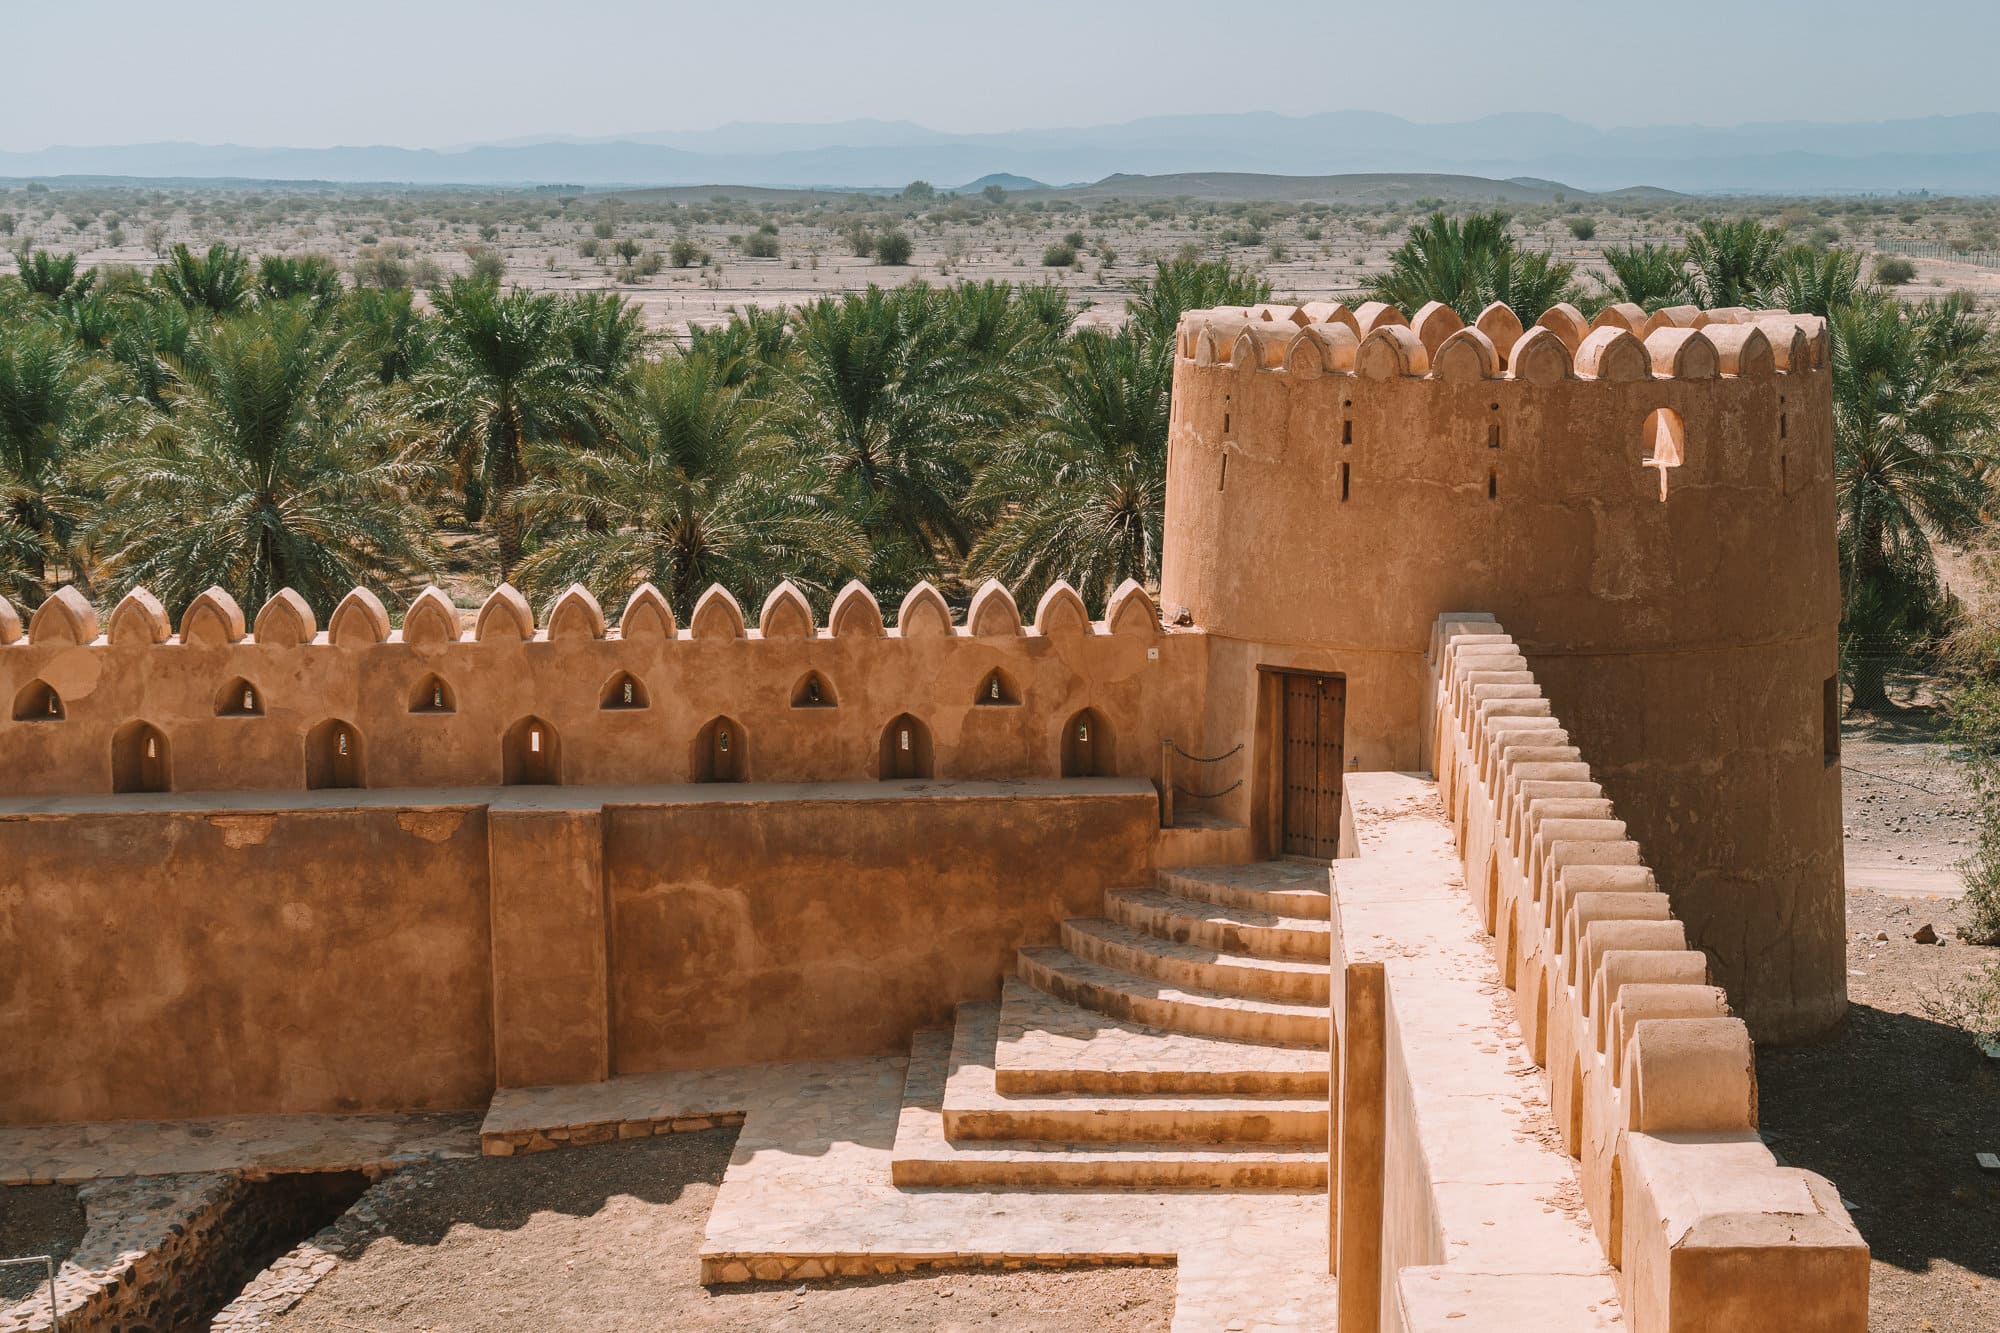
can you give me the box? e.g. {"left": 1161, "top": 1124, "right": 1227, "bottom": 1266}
{"left": 4, "top": 111, "right": 1998, "bottom": 195}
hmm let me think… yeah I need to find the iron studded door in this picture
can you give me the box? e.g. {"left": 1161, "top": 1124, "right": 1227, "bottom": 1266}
{"left": 1282, "top": 674, "right": 1347, "bottom": 857}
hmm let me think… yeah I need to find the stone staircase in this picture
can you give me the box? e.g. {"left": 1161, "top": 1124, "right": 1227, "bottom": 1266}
{"left": 890, "top": 862, "right": 1332, "bottom": 1189}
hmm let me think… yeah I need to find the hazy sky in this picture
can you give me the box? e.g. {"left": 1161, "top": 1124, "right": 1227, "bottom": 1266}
{"left": 3, "top": 0, "right": 1994, "bottom": 150}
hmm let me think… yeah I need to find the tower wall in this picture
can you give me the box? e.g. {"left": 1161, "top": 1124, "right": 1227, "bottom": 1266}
{"left": 1160, "top": 305, "right": 1844, "bottom": 1040}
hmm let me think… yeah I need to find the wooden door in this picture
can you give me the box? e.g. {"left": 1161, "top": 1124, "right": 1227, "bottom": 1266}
{"left": 1281, "top": 674, "right": 1346, "bottom": 857}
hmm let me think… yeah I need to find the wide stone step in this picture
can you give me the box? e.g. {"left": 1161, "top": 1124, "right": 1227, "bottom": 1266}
{"left": 1018, "top": 947, "right": 1330, "bottom": 1046}
{"left": 890, "top": 1029, "right": 1327, "bottom": 1190}
{"left": 944, "top": 1002, "right": 1327, "bottom": 1144}
{"left": 1063, "top": 917, "right": 1331, "bottom": 1004}
{"left": 994, "top": 977, "right": 1328, "bottom": 1096}
{"left": 1158, "top": 863, "right": 1332, "bottom": 921}
{"left": 1107, "top": 887, "right": 1330, "bottom": 962}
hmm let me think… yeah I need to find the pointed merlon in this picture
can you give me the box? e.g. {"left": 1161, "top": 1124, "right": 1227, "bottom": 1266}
{"left": 689, "top": 584, "right": 747, "bottom": 640}
{"left": 757, "top": 580, "right": 815, "bottom": 639}
{"left": 179, "top": 586, "right": 247, "bottom": 646}
{"left": 328, "top": 587, "right": 391, "bottom": 645}
{"left": 401, "top": 585, "right": 462, "bottom": 645}
{"left": 253, "top": 588, "right": 317, "bottom": 647}
{"left": 896, "top": 581, "right": 954, "bottom": 639}
{"left": 828, "top": 580, "right": 885, "bottom": 638}
{"left": 475, "top": 583, "right": 535, "bottom": 642}
{"left": 1032, "top": 580, "right": 1092, "bottom": 637}
{"left": 106, "top": 586, "right": 171, "bottom": 646}
{"left": 618, "top": 583, "right": 676, "bottom": 640}
{"left": 545, "top": 583, "right": 607, "bottom": 640}
{"left": 966, "top": 578, "right": 1023, "bottom": 637}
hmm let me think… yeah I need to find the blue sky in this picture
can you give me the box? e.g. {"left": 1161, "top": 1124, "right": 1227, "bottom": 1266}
{"left": 3, "top": 0, "right": 1994, "bottom": 149}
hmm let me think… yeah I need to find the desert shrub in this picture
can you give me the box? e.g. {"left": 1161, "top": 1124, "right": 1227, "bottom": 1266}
{"left": 637, "top": 249, "right": 663, "bottom": 276}
{"left": 578, "top": 237, "right": 599, "bottom": 258}
{"left": 1873, "top": 256, "right": 1917, "bottom": 286}
{"left": 479, "top": 223, "right": 499, "bottom": 241}
{"left": 1063, "top": 229, "right": 1085, "bottom": 249}
{"left": 1042, "top": 242, "right": 1077, "bottom": 267}
{"left": 670, "top": 238, "right": 701, "bottom": 268}
{"left": 351, "top": 246, "right": 409, "bottom": 289}
{"left": 411, "top": 256, "right": 445, "bottom": 289}
{"left": 846, "top": 225, "right": 875, "bottom": 257}
{"left": 614, "top": 238, "right": 641, "bottom": 262}
{"left": 743, "top": 228, "right": 780, "bottom": 258}
{"left": 875, "top": 230, "right": 913, "bottom": 265}
{"left": 1567, "top": 217, "right": 1596, "bottom": 241}
{"left": 0, "top": 212, "right": 13, "bottom": 236}
{"left": 464, "top": 245, "right": 505, "bottom": 284}
{"left": 593, "top": 219, "right": 614, "bottom": 239}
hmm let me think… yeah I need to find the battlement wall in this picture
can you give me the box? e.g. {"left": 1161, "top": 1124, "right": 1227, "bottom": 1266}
{"left": 0, "top": 575, "right": 1201, "bottom": 798}
{"left": 1164, "top": 299, "right": 1834, "bottom": 654}
{"left": 1424, "top": 614, "right": 1866, "bottom": 1331}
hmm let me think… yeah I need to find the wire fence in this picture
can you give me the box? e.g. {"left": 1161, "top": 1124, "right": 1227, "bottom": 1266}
{"left": 0, "top": 1255, "right": 60, "bottom": 1331}
{"left": 1875, "top": 238, "right": 2000, "bottom": 269}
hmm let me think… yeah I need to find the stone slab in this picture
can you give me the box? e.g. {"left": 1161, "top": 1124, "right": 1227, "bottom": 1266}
{"left": 0, "top": 1110, "right": 480, "bottom": 1184}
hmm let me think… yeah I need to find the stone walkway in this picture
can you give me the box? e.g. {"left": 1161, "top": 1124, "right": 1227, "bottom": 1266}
{"left": 0, "top": 1110, "right": 480, "bottom": 1185}
{"left": 486, "top": 1057, "right": 1338, "bottom": 1332}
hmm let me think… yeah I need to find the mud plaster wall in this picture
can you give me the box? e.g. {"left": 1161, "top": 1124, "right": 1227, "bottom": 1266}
{"left": 2, "top": 784, "right": 1157, "bottom": 1124}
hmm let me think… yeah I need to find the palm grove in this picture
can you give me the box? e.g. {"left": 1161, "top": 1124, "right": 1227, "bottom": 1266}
{"left": 2, "top": 216, "right": 1996, "bottom": 723}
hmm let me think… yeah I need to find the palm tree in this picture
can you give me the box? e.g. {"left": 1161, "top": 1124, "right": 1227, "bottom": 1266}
{"left": 1598, "top": 243, "right": 1692, "bottom": 311}
{"left": 337, "top": 287, "right": 433, "bottom": 385}
{"left": 14, "top": 249, "right": 94, "bottom": 304}
{"left": 0, "top": 319, "right": 127, "bottom": 601}
{"left": 516, "top": 352, "right": 864, "bottom": 612}
{"left": 1369, "top": 211, "right": 1582, "bottom": 320}
{"left": 775, "top": 283, "right": 1037, "bottom": 594}
{"left": 1684, "top": 219, "right": 1785, "bottom": 309}
{"left": 1125, "top": 258, "right": 1270, "bottom": 348}
{"left": 256, "top": 254, "right": 344, "bottom": 308}
{"left": 81, "top": 302, "right": 437, "bottom": 616}
{"left": 153, "top": 242, "right": 253, "bottom": 315}
{"left": 407, "top": 277, "right": 603, "bottom": 577}
{"left": 969, "top": 326, "right": 1170, "bottom": 613}
{"left": 1832, "top": 294, "right": 2000, "bottom": 709}
{"left": 688, "top": 303, "right": 793, "bottom": 391}
{"left": 1760, "top": 245, "right": 1863, "bottom": 319}
{"left": 563, "top": 291, "right": 652, "bottom": 389}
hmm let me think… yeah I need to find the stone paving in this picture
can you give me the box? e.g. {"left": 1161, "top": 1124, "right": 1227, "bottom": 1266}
{"left": 995, "top": 975, "right": 1328, "bottom": 1095}
{"left": 0, "top": 1110, "right": 480, "bottom": 1185}
{"left": 485, "top": 1056, "right": 1338, "bottom": 1332}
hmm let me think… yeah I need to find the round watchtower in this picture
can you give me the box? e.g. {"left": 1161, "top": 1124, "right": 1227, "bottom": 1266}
{"left": 1159, "top": 298, "right": 1843, "bottom": 1041}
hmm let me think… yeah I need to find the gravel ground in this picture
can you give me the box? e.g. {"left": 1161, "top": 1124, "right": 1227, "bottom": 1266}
{"left": 0, "top": 1185, "right": 84, "bottom": 1305}
{"left": 265, "top": 1129, "right": 1173, "bottom": 1333}
{"left": 1756, "top": 714, "right": 2000, "bottom": 1333}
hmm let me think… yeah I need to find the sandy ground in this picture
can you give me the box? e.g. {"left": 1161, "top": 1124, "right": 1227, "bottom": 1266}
{"left": 4, "top": 186, "right": 1995, "bottom": 340}
{"left": 0, "top": 1184, "right": 81, "bottom": 1305}
{"left": 263, "top": 1129, "right": 1174, "bottom": 1333}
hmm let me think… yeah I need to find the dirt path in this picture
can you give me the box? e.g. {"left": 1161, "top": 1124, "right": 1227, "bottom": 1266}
{"left": 266, "top": 1129, "right": 1173, "bottom": 1333}
{"left": 1755, "top": 713, "right": 2000, "bottom": 1332}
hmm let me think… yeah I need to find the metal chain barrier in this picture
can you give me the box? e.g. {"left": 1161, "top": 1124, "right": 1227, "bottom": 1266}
{"left": 1159, "top": 738, "right": 1245, "bottom": 825}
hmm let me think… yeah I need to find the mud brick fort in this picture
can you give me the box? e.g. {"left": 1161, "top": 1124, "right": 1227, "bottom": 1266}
{"left": 0, "top": 296, "right": 1868, "bottom": 1331}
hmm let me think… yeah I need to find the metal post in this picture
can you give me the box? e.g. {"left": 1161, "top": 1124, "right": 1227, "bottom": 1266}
{"left": 1159, "top": 738, "right": 1175, "bottom": 829}
{"left": 0, "top": 1255, "right": 60, "bottom": 1331}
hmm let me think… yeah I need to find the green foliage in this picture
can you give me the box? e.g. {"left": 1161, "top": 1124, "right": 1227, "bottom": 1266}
{"left": 465, "top": 246, "right": 507, "bottom": 285}
{"left": 1124, "top": 258, "right": 1270, "bottom": 349}
{"left": 669, "top": 238, "right": 702, "bottom": 268}
{"left": 874, "top": 230, "right": 913, "bottom": 266}
{"left": 0, "top": 319, "right": 129, "bottom": 602}
{"left": 742, "top": 229, "right": 780, "bottom": 259}
{"left": 518, "top": 351, "right": 863, "bottom": 612}
{"left": 1042, "top": 242, "right": 1078, "bottom": 267}
{"left": 153, "top": 242, "right": 252, "bottom": 314}
{"left": 14, "top": 249, "right": 94, "bottom": 303}
{"left": 969, "top": 325, "right": 1169, "bottom": 613}
{"left": 1684, "top": 218, "right": 1785, "bottom": 308}
{"left": 1566, "top": 217, "right": 1596, "bottom": 241}
{"left": 80, "top": 302, "right": 438, "bottom": 615}
{"left": 256, "top": 254, "right": 342, "bottom": 306}
{"left": 1599, "top": 243, "right": 1692, "bottom": 310}
{"left": 1873, "top": 256, "right": 1917, "bottom": 286}
{"left": 1833, "top": 294, "right": 2000, "bottom": 709}
{"left": 901, "top": 181, "right": 935, "bottom": 202}
{"left": 408, "top": 279, "right": 609, "bottom": 577}
{"left": 1367, "top": 211, "right": 1581, "bottom": 320}
{"left": 773, "top": 284, "right": 1036, "bottom": 593}
{"left": 1762, "top": 244, "right": 1862, "bottom": 319}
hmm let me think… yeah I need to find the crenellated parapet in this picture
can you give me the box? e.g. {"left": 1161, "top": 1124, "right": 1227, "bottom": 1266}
{"left": 1427, "top": 614, "right": 1865, "bottom": 1328}
{"left": 0, "top": 575, "right": 1198, "bottom": 796}
{"left": 1177, "top": 298, "right": 1825, "bottom": 383}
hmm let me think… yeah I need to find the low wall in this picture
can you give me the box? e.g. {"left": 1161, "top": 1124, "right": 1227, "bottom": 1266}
{"left": 1331, "top": 772, "right": 1618, "bottom": 1333}
{"left": 1426, "top": 614, "right": 1866, "bottom": 1332}
{"left": 1, "top": 780, "right": 1158, "bottom": 1125}
{"left": 0, "top": 576, "right": 1199, "bottom": 797}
